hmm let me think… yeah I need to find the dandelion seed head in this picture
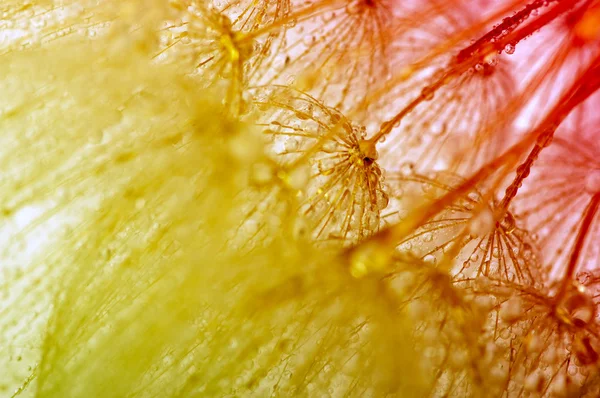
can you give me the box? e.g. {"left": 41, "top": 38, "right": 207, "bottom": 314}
{"left": 248, "top": 86, "right": 389, "bottom": 243}
{"left": 388, "top": 172, "right": 542, "bottom": 286}
{"left": 481, "top": 278, "right": 600, "bottom": 397}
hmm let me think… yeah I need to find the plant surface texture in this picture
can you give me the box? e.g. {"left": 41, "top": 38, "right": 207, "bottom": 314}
{"left": 1, "top": 0, "right": 600, "bottom": 397}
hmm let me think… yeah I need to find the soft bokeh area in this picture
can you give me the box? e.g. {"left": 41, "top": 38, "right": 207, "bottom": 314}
{"left": 0, "top": 4, "right": 429, "bottom": 396}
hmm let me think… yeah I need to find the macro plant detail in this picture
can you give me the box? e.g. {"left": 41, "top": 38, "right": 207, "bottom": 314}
{"left": 247, "top": 85, "right": 389, "bottom": 243}
{"left": 389, "top": 171, "right": 543, "bottom": 288}
{"left": 1, "top": 0, "right": 600, "bottom": 397}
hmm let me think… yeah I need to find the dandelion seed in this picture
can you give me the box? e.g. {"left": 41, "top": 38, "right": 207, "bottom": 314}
{"left": 387, "top": 171, "right": 543, "bottom": 286}
{"left": 263, "top": 0, "right": 403, "bottom": 113}
{"left": 247, "top": 85, "right": 389, "bottom": 244}
{"left": 477, "top": 276, "right": 600, "bottom": 396}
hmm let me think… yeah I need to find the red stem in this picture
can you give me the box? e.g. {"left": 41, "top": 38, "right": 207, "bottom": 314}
{"left": 455, "top": 0, "right": 560, "bottom": 63}
{"left": 346, "top": 51, "right": 600, "bottom": 261}
{"left": 373, "top": 0, "right": 580, "bottom": 142}
{"left": 557, "top": 192, "right": 600, "bottom": 298}
{"left": 499, "top": 51, "right": 600, "bottom": 212}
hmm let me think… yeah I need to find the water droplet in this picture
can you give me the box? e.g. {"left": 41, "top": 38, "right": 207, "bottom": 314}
{"left": 321, "top": 140, "right": 338, "bottom": 153}
{"left": 423, "top": 254, "right": 436, "bottom": 264}
{"left": 420, "top": 86, "right": 434, "bottom": 101}
{"left": 302, "top": 34, "right": 315, "bottom": 46}
{"left": 400, "top": 162, "right": 415, "bottom": 176}
{"left": 504, "top": 43, "right": 515, "bottom": 54}
{"left": 272, "top": 136, "right": 287, "bottom": 155}
{"left": 486, "top": 55, "right": 498, "bottom": 66}
{"left": 377, "top": 191, "right": 389, "bottom": 209}
{"left": 321, "top": 11, "right": 336, "bottom": 22}
{"left": 557, "top": 285, "right": 595, "bottom": 327}
{"left": 423, "top": 232, "right": 433, "bottom": 242}
{"left": 475, "top": 294, "right": 494, "bottom": 311}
